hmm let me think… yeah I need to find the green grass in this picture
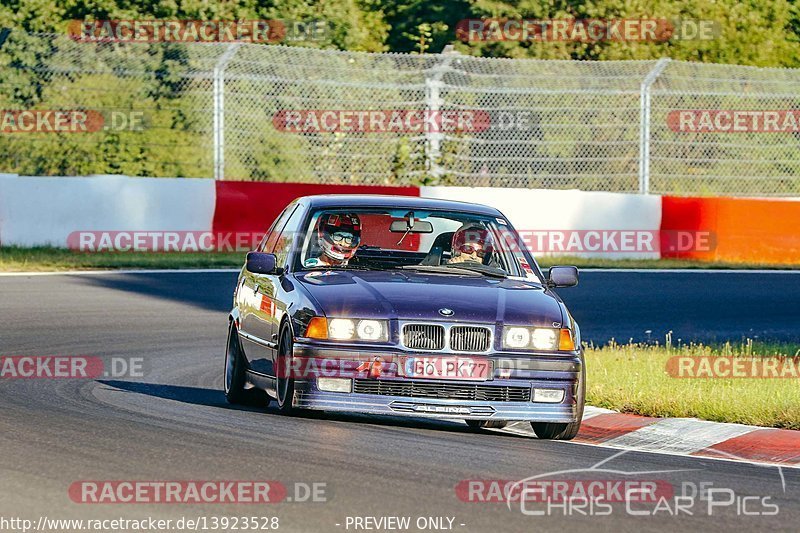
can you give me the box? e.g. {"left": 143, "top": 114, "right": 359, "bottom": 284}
{"left": 537, "top": 256, "right": 800, "bottom": 270}
{"left": 585, "top": 339, "right": 800, "bottom": 429}
{"left": 0, "top": 246, "right": 246, "bottom": 271}
{"left": 2, "top": 246, "right": 798, "bottom": 272}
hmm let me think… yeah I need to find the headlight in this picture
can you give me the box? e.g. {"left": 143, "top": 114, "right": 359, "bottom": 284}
{"left": 356, "top": 320, "right": 385, "bottom": 341}
{"left": 504, "top": 327, "right": 530, "bottom": 349}
{"left": 328, "top": 318, "right": 355, "bottom": 340}
{"left": 304, "top": 317, "right": 388, "bottom": 342}
{"left": 531, "top": 328, "right": 558, "bottom": 350}
{"left": 502, "top": 327, "right": 575, "bottom": 351}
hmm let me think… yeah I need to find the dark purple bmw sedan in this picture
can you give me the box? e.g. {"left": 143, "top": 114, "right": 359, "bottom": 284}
{"left": 225, "top": 195, "right": 584, "bottom": 440}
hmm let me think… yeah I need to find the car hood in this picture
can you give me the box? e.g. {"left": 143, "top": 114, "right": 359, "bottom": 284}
{"left": 296, "top": 270, "right": 564, "bottom": 326}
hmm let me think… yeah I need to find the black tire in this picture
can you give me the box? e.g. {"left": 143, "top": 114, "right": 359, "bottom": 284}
{"left": 466, "top": 419, "right": 508, "bottom": 430}
{"left": 275, "top": 325, "right": 296, "bottom": 414}
{"left": 224, "top": 322, "right": 247, "bottom": 404}
{"left": 224, "top": 322, "right": 270, "bottom": 407}
{"left": 530, "top": 355, "right": 586, "bottom": 440}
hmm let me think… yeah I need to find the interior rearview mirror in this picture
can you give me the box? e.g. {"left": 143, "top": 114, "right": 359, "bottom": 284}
{"left": 390, "top": 220, "right": 433, "bottom": 233}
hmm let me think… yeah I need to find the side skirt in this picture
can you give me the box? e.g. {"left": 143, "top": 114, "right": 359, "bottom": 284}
{"left": 245, "top": 369, "right": 277, "bottom": 399}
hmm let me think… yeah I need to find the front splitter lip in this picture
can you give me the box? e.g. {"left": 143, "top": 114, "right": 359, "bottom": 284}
{"left": 289, "top": 342, "right": 580, "bottom": 422}
{"left": 293, "top": 389, "right": 577, "bottom": 423}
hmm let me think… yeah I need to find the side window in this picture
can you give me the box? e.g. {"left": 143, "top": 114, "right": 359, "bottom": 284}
{"left": 273, "top": 206, "right": 306, "bottom": 267}
{"left": 261, "top": 204, "right": 297, "bottom": 252}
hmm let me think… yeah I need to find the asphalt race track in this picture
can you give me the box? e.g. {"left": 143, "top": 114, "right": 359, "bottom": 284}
{"left": 563, "top": 270, "right": 800, "bottom": 344}
{"left": 0, "top": 270, "right": 798, "bottom": 532}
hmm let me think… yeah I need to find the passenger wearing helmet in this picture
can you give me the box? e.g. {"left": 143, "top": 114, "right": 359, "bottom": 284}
{"left": 449, "top": 224, "right": 495, "bottom": 265}
{"left": 305, "top": 213, "right": 362, "bottom": 267}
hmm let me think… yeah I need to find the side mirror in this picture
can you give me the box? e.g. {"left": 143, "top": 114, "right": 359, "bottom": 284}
{"left": 246, "top": 252, "right": 281, "bottom": 275}
{"left": 547, "top": 266, "right": 579, "bottom": 288}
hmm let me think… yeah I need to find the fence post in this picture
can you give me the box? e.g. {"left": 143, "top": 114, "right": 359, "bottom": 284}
{"left": 213, "top": 43, "right": 241, "bottom": 181}
{"left": 425, "top": 45, "right": 460, "bottom": 180}
{"left": 638, "top": 58, "right": 670, "bottom": 194}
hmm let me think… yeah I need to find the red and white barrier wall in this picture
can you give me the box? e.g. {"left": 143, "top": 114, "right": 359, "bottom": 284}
{"left": 661, "top": 196, "right": 800, "bottom": 264}
{"left": 0, "top": 174, "right": 215, "bottom": 246}
{"left": 421, "top": 186, "right": 662, "bottom": 259}
{"left": 1, "top": 173, "right": 799, "bottom": 264}
{"left": 211, "top": 181, "right": 418, "bottom": 243}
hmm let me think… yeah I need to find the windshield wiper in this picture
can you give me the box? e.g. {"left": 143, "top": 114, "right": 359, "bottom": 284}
{"left": 305, "top": 264, "right": 390, "bottom": 272}
{"left": 400, "top": 265, "right": 480, "bottom": 276}
{"left": 440, "top": 263, "right": 508, "bottom": 279}
{"left": 400, "top": 264, "right": 506, "bottom": 279}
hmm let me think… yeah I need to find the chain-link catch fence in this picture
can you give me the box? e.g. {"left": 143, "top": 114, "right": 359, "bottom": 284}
{"left": 2, "top": 32, "right": 800, "bottom": 196}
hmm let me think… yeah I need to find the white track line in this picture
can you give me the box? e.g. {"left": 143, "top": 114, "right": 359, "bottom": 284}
{"left": 581, "top": 406, "right": 617, "bottom": 420}
{"left": 497, "top": 419, "right": 799, "bottom": 470}
{"left": 602, "top": 418, "right": 759, "bottom": 455}
{"left": 564, "top": 438, "right": 800, "bottom": 471}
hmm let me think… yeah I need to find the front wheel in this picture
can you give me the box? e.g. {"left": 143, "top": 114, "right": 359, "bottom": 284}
{"left": 275, "top": 326, "right": 296, "bottom": 414}
{"left": 224, "top": 322, "right": 269, "bottom": 407}
{"left": 530, "top": 421, "right": 579, "bottom": 440}
{"left": 530, "top": 357, "right": 586, "bottom": 440}
{"left": 224, "top": 323, "right": 247, "bottom": 404}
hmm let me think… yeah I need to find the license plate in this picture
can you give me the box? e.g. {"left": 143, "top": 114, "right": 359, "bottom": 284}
{"left": 401, "top": 356, "right": 491, "bottom": 380}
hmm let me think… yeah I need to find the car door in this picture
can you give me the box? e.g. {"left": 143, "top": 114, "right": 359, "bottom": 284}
{"left": 256, "top": 204, "right": 308, "bottom": 375}
{"left": 239, "top": 204, "right": 297, "bottom": 374}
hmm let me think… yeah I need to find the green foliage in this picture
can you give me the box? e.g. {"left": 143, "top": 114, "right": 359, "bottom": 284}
{"left": 1, "top": 1, "right": 800, "bottom": 181}
{"left": 379, "top": 0, "right": 471, "bottom": 54}
{"left": 378, "top": 0, "right": 800, "bottom": 67}
{"left": 2, "top": 0, "right": 798, "bottom": 65}
{"left": 403, "top": 21, "right": 450, "bottom": 54}
{"left": 0, "top": 0, "right": 390, "bottom": 52}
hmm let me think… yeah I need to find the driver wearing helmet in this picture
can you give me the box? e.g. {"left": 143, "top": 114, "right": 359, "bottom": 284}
{"left": 449, "top": 224, "right": 494, "bottom": 265}
{"left": 305, "top": 213, "right": 362, "bottom": 267}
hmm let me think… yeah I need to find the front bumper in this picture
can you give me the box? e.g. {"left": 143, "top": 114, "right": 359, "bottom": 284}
{"left": 291, "top": 342, "right": 582, "bottom": 423}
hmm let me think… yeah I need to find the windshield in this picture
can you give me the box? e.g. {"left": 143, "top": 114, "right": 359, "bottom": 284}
{"left": 294, "top": 208, "right": 541, "bottom": 280}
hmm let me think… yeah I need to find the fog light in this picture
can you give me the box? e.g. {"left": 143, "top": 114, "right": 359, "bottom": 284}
{"left": 317, "top": 377, "right": 352, "bottom": 393}
{"left": 532, "top": 388, "right": 564, "bottom": 403}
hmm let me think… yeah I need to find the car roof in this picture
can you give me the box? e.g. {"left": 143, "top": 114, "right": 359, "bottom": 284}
{"left": 300, "top": 194, "right": 503, "bottom": 216}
